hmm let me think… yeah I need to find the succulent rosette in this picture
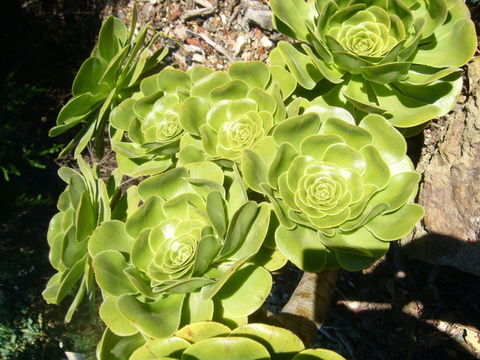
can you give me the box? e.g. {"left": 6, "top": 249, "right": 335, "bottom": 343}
{"left": 50, "top": 5, "right": 168, "bottom": 157}
{"left": 89, "top": 162, "right": 280, "bottom": 341}
{"left": 177, "top": 61, "right": 296, "bottom": 165}
{"left": 109, "top": 67, "right": 193, "bottom": 177}
{"left": 97, "top": 321, "right": 346, "bottom": 360}
{"left": 269, "top": 0, "right": 476, "bottom": 129}
{"left": 42, "top": 157, "right": 116, "bottom": 321}
{"left": 242, "top": 101, "right": 424, "bottom": 272}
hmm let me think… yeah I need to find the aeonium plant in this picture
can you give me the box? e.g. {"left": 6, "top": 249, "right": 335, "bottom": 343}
{"left": 269, "top": 0, "right": 476, "bottom": 130}
{"left": 177, "top": 61, "right": 296, "bottom": 165}
{"left": 89, "top": 162, "right": 282, "bottom": 341}
{"left": 42, "top": 157, "right": 119, "bottom": 321}
{"left": 109, "top": 66, "right": 192, "bottom": 177}
{"left": 110, "top": 61, "right": 296, "bottom": 176}
{"left": 242, "top": 100, "right": 424, "bottom": 272}
{"left": 97, "top": 321, "right": 346, "bottom": 360}
{"left": 50, "top": 4, "right": 168, "bottom": 157}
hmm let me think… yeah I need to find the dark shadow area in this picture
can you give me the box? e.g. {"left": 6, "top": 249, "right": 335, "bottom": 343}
{"left": 0, "top": 1, "right": 125, "bottom": 358}
{"left": 406, "top": 130, "right": 424, "bottom": 167}
{"left": 318, "top": 240, "right": 480, "bottom": 360}
{"left": 403, "top": 234, "right": 480, "bottom": 276}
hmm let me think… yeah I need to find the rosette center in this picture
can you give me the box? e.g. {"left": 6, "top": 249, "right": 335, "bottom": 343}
{"left": 222, "top": 117, "right": 258, "bottom": 150}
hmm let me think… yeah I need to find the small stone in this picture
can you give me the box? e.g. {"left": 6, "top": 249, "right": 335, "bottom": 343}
{"left": 233, "top": 35, "right": 247, "bottom": 56}
{"left": 184, "top": 44, "right": 203, "bottom": 54}
{"left": 192, "top": 53, "right": 206, "bottom": 63}
{"left": 259, "top": 35, "right": 273, "bottom": 48}
{"left": 169, "top": 8, "right": 182, "bottom": 20}
{"left": 186, "top": 37, "right": 200, "bottom": 47}
{"left": 173, "top": 25, "right": 188, "bottom": 41}
{"left": 244, "top": 8, "right": 273, "bottom": 31}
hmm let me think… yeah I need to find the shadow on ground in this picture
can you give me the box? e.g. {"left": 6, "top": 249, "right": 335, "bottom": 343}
{"left": 318, "top": 239, "right": 480, "bottom": 360}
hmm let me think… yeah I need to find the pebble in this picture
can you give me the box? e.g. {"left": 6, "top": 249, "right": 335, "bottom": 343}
{"left": 259, "top": 35, "right": 273, "bottom": 48}
{"left": 192, "top": 53, "right": 206, "bottom": 63}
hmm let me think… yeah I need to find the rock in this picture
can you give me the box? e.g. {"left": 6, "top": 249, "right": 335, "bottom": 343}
{"left": 173, "top": 25, "right": 188, "bottom": 41}
{"left": 241, "top": 0, "right": 273, "bottom": 31}
{"left": 259, "top": 35, "right": 272, "bottom": 48}
{"left": 233, "top": 35, "right": 248, "bottom": 56}
{"left": 401, "top": 57, "right": 480, "bottom": 276}
{"left": 244, "top": 8, "right": 273, "bottom": 31}
{"left": 192, "top": 53, "right": 206, "bottom": 63}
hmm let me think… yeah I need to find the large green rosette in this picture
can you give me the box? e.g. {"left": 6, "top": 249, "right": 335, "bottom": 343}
{"left": 109, "top": 66, "right": 193, "bottom": 177}
{"left": 97, "top": 321, "right": 346, "bottom": 360}
{"left": 90, "top": 163, "right": 279, "bottom": 342}
{"left": 50, "top": 5, "right": 168, "bottom": 156}
{"left": 42, "top": 157, "right": 119, "bottom": 321}
{"left": 242, "top": 101, "right": 424, "bottom": 272}
{"left": 269, "top": 0, "right": 476, "bottom": 128}
{"left": 177, "top": 61, "right": 296, "bottom": 165}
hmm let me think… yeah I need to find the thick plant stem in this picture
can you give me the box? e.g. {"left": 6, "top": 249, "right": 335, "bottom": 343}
{"left": 269, "top": 269, "right": 339, "bottom": 347}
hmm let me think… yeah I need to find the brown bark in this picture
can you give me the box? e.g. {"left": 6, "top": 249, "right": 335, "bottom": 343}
{"left": 264, "top": 270, "right": 339, "bottom": 347}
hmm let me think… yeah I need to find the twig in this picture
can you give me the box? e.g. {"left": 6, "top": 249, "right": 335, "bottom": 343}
{"left": 186, "top": 30, "right": 234, "bottom": 63}
{"left": 227, "top": 5, "right": 241, "bottom": 27}
{"left": 182, "top": 0, "right": 215, "bottom": 20}
{"left": 226, "top": 0, "right": 239, "bottom": 13}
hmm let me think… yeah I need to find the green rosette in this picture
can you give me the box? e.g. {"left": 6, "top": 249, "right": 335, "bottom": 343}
{"left": 90, "top": 163, "right": 280, "bottom": 341}
{"left": 242, "top": 101, "right": 424, "bottom": 272}
{"left": 269, "top": 0, "right": 476, "bottom": 128}
{"left": 177, "top": 61, "right": 296, "bottom": 165}
{"left": 42, "top": 157, "right": 118, "bottom": 321}
{"left": 97, "top": 321, "right": 346, "bottom": 360}
{"left": 109, "top": 66, "right": 192, "bottom": 177}
{"left": 50, "top": 5, "right": 168, "bottom": 156}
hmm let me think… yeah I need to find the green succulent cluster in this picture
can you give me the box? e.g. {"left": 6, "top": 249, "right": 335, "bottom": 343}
{"left": 177, "top": 61, "right": 295, "bottom": 164}
{"left": 42, "top": 158, "right": 113, "bottom": 321}
{"left": 270, "top": 0, "right": 476, "bottom": 129}
{"left": 242, "top": 101, "right": 424, "bottom": 271}
{"left": 89, "top": 164, "right": 278, "bottom": 341}
{"left": 109, "top": 67, "right": 192, "bottom": 177}
{"left": 50, "top": 5, "right": 167, "bottom": 157}
{"left": 98, "top": 321, "right": 346, "bottom": 360}
{"left": 110, "top": 61, "right": 296, "bottom": 176}
{"left": 42, "top": 2, "right": 476, "bottom": 357}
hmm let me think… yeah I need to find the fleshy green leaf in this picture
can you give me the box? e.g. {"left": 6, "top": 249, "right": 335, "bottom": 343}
{"left": 221, "top": 202, "right": 259, "bottom": 258}
{"left": 99, "top": 296, "right": 138, "bottom": 336}
{"left": 273, "top": 113, "right": 321, "bottom": 150}
{"left": 275, "top": 225, "right": 327, "bottom": 272}
{"left": 97, "top": 16, "right": 128, "bottom": 62}
{"left": 206, "top": 191, "right": 227, "bottom": 238}
{"left": 89, "top": 220, "right": 135, "bottom": 258}
{"left": 129, "top": 337, "right": 190, "bottom": 360}
{"left": 117, "top": 293, "right": 185, "bottom": 339}
{"left": 366, "top": 203, "right": 424, "bottom": 240}
{"left": 97, "top": 329, "right": 145, "bottom": 360}
{"left": 175, "top": 321, "right": 230, "bottom": 343}
{"left": 293, "top": 348, "right": 347, "bottom": 360}
{"left": 92, "top": 250, "right": 137, "bottom": 297}
{"left": 182, "top": 337, "right": 270, "bottom": 360}
{"left": 231, "top": 323, "right": 305, "bottom": 359}
{"left": 229, "top": 61, "right": 270, "bottom": 89}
